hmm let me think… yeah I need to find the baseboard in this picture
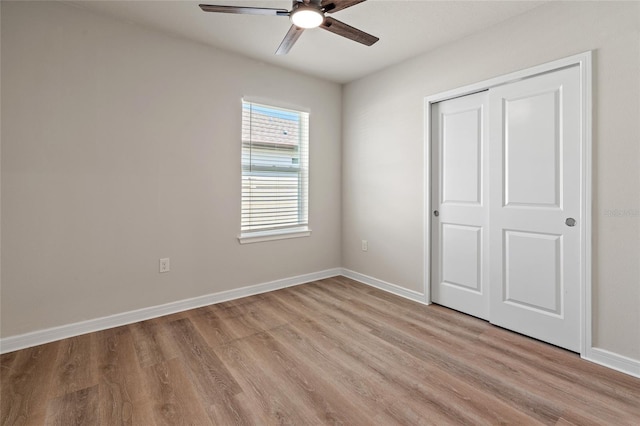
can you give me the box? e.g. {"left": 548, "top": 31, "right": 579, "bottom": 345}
{"left": 584, "top": 347, "right": 640, "bottom": 379}
{"left": 0, "top": 268, "right": 342, "bottom": 354}
{"left": 341, "top": 268, "right": 428, "bottom": 305}
{"left": 4, "top": 267, "right": 639, "bottom": 381}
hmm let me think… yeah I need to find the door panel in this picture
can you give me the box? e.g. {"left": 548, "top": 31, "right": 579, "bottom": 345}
{"left": 442, "top": 108, "right": 482, "bottom": 204}
{"left": 431, "top": 91, "right": 489, "bottom": 320}
{"left": 503, "top": 230, "right": 562, "bottom": 315}
{"left": 489, "top": 66, "right": 581, "bottom": 352}
{"left": 441, "top": 224, "right": 482, "bottom": 292}
{"left": 504, "top": 90, "right": 561, "bottom": 208}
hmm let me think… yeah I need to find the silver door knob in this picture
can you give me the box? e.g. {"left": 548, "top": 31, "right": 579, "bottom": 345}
{"left": 565, "top": 218, "right": 576, "bottom": 227}
{"left": 434, "top": 210, "right": 439, "bottom": 217}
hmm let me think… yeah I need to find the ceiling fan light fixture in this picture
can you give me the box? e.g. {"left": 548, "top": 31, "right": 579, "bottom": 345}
{"left": 290, "top": 6, "right": 324, "bottom": 29}
{"left": 199, "top": 1, "right": 379, "bottom": 56}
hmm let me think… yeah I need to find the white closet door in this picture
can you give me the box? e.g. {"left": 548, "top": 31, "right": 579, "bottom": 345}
{"left": 431, "top": 91, "right": 490, "bottom": 320}
{"left": 488, "top": 66, "right": 581, "bottom": 352}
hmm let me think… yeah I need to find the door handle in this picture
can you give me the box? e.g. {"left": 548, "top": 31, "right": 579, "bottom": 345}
{"left": 434, "top": 210, "right": 439, "bottom": 217}
{"left": 565, "top": 217, "right": 576, "bottom": 227}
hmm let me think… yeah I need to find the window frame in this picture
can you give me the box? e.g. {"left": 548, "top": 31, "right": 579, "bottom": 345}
{"left": 238, "top": 99, "right": 311, "bottom": 244}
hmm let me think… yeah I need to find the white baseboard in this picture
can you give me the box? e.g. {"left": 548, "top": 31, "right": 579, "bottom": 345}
{"left": 584, "top": 347, "right": 640, "bottom": 379}
{"left": 0, "top": 268, "right": 342, "bottom": 354}
{"left": 3, "top": 267, "right": 639, "bottom": 381}
{"left": 341, "top": 268, "right": 428, "bottom": 305}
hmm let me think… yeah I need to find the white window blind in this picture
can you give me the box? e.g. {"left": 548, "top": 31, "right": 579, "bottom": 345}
{"left": 241, "top": 101, "right": 309, "bottom": 235}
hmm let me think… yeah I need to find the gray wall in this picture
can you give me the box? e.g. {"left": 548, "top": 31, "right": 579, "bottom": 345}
{"left": 342, "top": 1, "right": 640, "bottom": 360}
{"left": 1, "top": 1, "right": 342, "bottom": 337}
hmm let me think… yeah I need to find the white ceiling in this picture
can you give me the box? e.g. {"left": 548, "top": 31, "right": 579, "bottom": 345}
{"left": 66, "top": 0, "right": 546, "bottom": 84}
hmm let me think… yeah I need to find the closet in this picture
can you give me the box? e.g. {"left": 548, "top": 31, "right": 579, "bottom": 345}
{"left": 430, "top": 65, "right": 583, "bottom": 352}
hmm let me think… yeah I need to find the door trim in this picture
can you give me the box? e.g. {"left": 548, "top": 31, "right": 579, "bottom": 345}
{"left": 424, "top": 51, "right": 592, "bottom": 358}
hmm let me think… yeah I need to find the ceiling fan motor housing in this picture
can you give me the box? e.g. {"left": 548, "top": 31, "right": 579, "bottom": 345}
{"left": 295, "top": 0, "right": 323, "bottom": 7}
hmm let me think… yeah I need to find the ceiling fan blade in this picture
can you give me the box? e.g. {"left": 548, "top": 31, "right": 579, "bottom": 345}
{"left": 276, "top": 25, "right": 305, "bottom": 55}
{"left": 199, "top": 4, "right": 289, "bottom": 16}
{"left": 320, "top": 17, "right": 378, "bottom": 46}
{"left": 321, "top": 0, "right": 367, "bottom": 14}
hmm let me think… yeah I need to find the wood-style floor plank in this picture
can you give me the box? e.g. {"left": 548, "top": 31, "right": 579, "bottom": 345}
{"left": 95, "top": 326, "right": 155, "bottom": 425}
{"left": 228, "top": 330, "right": 368, "bottom": 425}
{"left": 48, "top": 334, "right": 97, "bottom": 400}
{"left": 44, "top": 384, "right": 99, "bottom": 426}
{"left": 1, "top": 341, "right": 60, "bottom": 425}
{"left": 0, "top": 351, "right": 18, "bottom": 374}
{"left": 268, "top": 322, "right": 435, "bottom": 425}
{"left": 214, "top": 338, "right": 316, "bottom": 425}
{"left": 167, "top": 318, "right": 249, "bottom": 424}
{"left": 129, "top": 317, "right": 179, "bottom": 369}
{"left": 1, "top": 276, "right": 639, "bottom": 425}
{"left": 140, "top": 359, "right": 211, "bottom": 426}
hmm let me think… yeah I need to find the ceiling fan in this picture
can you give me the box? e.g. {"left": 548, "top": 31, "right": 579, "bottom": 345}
{"left": 199, "top": 0, "right": 379, "bottom": 55}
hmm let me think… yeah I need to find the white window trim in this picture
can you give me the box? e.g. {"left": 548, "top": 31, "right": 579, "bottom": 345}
{"left": 238, "top": 226, "right": 312, "bottom": 244}
{"left": 240, "top": 98, "right": 310, "bottom": 241}
{"left": 242, "top": 96, "right": 311, "bottom": 114}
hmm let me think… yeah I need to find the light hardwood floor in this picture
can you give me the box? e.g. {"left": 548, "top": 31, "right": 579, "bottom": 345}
{"left": 2, "top": 276, "right": 639, "bottom": 425}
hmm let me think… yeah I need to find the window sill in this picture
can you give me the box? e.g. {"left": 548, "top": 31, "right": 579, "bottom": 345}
{"left": 238, "top": 227, "right": 312, "bottom": 244}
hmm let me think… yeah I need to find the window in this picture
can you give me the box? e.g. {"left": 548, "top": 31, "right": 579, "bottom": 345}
{"left": 239, "top": 100, "right": 310, "bottom": 243}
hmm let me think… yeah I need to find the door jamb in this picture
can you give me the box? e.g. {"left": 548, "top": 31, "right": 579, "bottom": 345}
{"left": 423, "top": 51, "right": 593, "bottom": 358}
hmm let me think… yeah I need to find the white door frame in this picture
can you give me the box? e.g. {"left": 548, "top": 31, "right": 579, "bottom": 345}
{"left": 423, "top": 51, "right": 592, "bottom": 358}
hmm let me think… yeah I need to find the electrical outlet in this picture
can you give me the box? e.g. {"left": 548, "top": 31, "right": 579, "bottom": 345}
{"left": 361, "top": 240, "right": 368, "bottom": 252}
{"left": 159, "top": 258, "right": 170, "bottom": 273}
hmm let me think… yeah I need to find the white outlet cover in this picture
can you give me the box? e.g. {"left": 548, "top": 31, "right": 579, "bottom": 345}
{"left": 159, "top": 258, "right": 170, "bottom": 273}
